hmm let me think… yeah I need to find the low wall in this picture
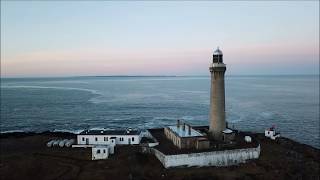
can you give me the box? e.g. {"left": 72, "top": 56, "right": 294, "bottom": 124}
{"left": 153, "top": 148, "right": 166, "bottom": 164}
{"left": 153, "top": 145, "right": 260, "bottom": 168}
{"left": 148, "top": 142, "right": 160, "bottom": 147}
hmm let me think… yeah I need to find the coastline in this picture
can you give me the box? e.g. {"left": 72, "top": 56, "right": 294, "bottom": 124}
{"left": 1, "top": 131, "right": 319, "bottom": 180}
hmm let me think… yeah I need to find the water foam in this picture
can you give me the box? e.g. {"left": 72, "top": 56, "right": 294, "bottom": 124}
{"left": 0, "top": 130, "right": 25, "bottom": 134}
{"left": 52, "top": 129, "right": 84, "bottom": 134}
{"left": 2, "top": 85, "right": 109, "bottom": 106}
{"left": 1, "top": 85, "right": 102, "bottom": 96}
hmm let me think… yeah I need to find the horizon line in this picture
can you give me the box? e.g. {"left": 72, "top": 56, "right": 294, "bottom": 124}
{"left": 1, "top": 74, "right": 319, "bottom": 79}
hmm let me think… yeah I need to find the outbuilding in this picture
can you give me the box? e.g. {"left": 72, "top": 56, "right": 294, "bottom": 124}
{"left": 222, "top": 129, "right": 235, "bottom": 143}
{"left": 92, "top": 145, "right": 109, "bottom": 160}
{"left": 265, "top": 126, "right": 280, "bottom": 140}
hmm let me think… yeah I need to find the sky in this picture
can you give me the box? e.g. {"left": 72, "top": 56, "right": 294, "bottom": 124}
{"left": 1, "top": 1, "right": 319, "bottom": 77}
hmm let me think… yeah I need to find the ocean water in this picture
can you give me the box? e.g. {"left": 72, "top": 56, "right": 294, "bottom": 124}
{"left": 1, "top": 76, "right": 319, "bottom": 148}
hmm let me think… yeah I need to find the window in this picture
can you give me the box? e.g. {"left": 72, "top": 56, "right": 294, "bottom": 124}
{"left": 95, "top": 137, "right": 98, "bottom": 141}
{"left": 103, "top": 149, "right": 106, "bottom": 153}
{"left": 132, "top": 137, "right": 134, "bottom": 141}
{"left": 97, "top": 149, "right": 100, "bottom": 154}
{"left": 119, "top": 137, "right": 124, "bottom": 141}
{"left": 104, "top": 137, "right": 108, "bottom": 141}
{"left": 82, "top": 137, "right": 85, "bottom": 141}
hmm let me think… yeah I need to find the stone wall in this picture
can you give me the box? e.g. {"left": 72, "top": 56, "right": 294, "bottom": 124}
{"left": 152, "top": 145, "right": 260, "bottom": 168}
{"left": 164, "top": 127, "right": 198, "bottom": 149}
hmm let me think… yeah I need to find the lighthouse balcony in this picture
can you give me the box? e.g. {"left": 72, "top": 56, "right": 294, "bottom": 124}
{"left": 210, "top": 63, "right": 226, "bottom": 68}
{"left": 209, "top": 63, "right": 226, "bottom": 72}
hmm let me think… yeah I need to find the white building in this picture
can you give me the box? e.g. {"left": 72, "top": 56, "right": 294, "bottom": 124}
{"left": 92, "top": 146, "right": 110, "bottom": 160}
{"left": 265, "top": 126, "right": 280, "bottom": 140}
{"left": 76, "top": 129, "right": 142, "bottom": 146}
{"left": 73, "top": 129, "right": 142, "bottom": 160}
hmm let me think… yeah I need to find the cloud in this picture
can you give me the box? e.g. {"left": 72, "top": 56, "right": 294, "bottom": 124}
{"left": 1, "top": 47, "right": 210, "bottom": 76}
{"left": 1, "top": 42, "right": 318, "bottom": 77}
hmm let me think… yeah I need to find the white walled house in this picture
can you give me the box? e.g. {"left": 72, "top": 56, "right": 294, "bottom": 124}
{"left": 76, "top": 129, "right": 142, "bottom": 146}
{"left": 73, "top": 129, "right": 142, "bottom": 160}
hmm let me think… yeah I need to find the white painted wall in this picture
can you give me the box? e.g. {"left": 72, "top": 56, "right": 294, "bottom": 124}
{"left": 92, "top": 147, "right": 109, "bottom": 160}
{"left": 153, "top": 145, "right": 260, "bottom": 168}
{"left": 265, "top": 130, "right": 275, "bottom": 137}
{"left": 265, "top": 130, "right": 280, "bottom": 140}
{"left": 77, "top": 135, "right": 140, "bottom": 145}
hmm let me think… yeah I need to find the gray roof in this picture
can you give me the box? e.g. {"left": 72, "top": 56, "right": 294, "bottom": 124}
{"left": 213, "top": 47, "right": 223, "bottom": 55}
{"left": 222, "top": 129, "right": 233, "bottom": 134}
{"left": 168, "top": 125, "right": 203, "bottom": 138}
{"left": 79, "top": 129, "right": 141, "bottom": 136}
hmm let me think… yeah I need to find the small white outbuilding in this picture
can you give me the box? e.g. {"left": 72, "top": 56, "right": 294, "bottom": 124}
{"left": 92, "top": 146, "right": 110, "bottom": 160}
{"left": 265, "top": 126, "right": 280, "bottom": 140}
{"left": 244, "top": 136, "right": 252, "bottom": 143}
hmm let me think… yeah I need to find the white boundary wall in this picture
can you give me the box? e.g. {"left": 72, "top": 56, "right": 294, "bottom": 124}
{"left": 153, "top": 145, "right": 260, "bottom": 168}
{"left": 140, "top": 130, "right": 160, "bottom": 147}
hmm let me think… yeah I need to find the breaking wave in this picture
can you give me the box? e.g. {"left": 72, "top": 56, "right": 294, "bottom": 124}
{"left": 1, "top": 85, "right": 102, "bottom": 96}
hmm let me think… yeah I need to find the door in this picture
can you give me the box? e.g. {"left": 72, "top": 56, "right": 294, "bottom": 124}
{"left": 128, "top": 138, "right": 131, "bottom": 145}
{"left": 86, "top": 138, "right": 89, "bottom": 145}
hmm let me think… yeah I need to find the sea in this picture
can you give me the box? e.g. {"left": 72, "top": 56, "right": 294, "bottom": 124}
{"left": 1, "top": 75, "right": 319, "bottom": 148}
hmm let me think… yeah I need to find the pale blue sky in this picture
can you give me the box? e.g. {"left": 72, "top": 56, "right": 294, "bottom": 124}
{"left": 1, "top": 1, "right": 319, "bottom": 77}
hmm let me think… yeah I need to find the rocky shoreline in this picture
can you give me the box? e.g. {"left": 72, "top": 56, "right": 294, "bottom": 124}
{"left": 0, "top": 131, "right": 319, "bottom": 180}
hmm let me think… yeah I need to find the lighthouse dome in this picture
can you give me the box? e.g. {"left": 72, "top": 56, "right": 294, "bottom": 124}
{"left": 213, "top": 47, "right": 223, "bottom": 55}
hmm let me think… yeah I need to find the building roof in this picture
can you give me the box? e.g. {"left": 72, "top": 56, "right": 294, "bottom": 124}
{"left": 213, "top": 47, "right": 223, "bottom": 55}
{"left": 222, "top": 129, "right": 233, "bottom": 134}
{"left": 197, "top": 137, "right": 209, "bottom": 141}
{"left": 168, "top": 125, "right": 203, "bottom": 138}
{"left": 79, "top": 129, "right": 141, "bottom": 136}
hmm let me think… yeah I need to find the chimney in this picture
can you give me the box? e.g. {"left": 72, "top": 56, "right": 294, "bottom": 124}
{"left": 183, "top": 123, "right": 186, "bottom": 131}
{"left": 188, "top": 125, "right": 191, "bottom": 135}
{"left": 177, "top": 119, "right": 180, "bottom": 128}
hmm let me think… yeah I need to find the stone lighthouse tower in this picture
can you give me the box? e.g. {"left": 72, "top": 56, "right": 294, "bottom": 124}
{"left": 209, "top": 47, "right": 226, "bottom": 140}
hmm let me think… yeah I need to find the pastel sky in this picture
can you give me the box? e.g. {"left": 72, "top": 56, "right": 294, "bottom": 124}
{"left": 1, "top": 1, "right": 319, "bottom": 77}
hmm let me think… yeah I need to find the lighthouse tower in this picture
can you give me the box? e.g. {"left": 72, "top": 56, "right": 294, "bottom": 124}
{"left": 209, "top": 47, "right": 226, "bottom": 140}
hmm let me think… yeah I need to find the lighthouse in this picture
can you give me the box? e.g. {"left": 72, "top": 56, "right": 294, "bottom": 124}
{"left": 209, "top": 47, "right": 226, "bottom": 140}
